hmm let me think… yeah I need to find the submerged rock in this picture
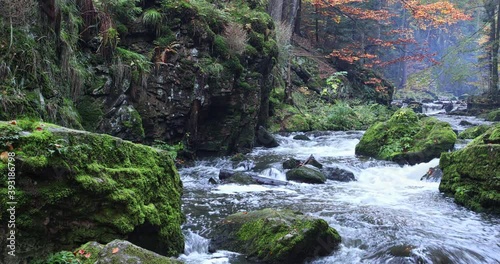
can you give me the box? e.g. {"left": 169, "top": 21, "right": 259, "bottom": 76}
{"left": 322, "top": 166, "right": 356, "bottom": 182}
{"left": 219, "top": 170, "right": 288, "bottom": 186}
{"left": 0, "top": 121, "right": 184, "bottom": 261}
{"left": 458, "top": 120, "right": 474, "bottom": 127}
{"left": 439, "top": 124, "right": 500, "bottom": 214}
{"left": 286, "top": 165, "right": 327, "bottom": 184}
{"left": 293, "top": 134, "right": 311, "bottom": 141}
{"left": 458, "top": 124, "right": 491, "bottom": 139}
{"left": 209, "top": 208, "right": 341, "bottom": 263}
{"left": 257, "top": 126, "right": 279, "bottom": 148}
{"left": 420, "top": 166, "right": 443, "bottom": 182}
{"left": 355, "top": 108, "right": 456, "bottom": 165}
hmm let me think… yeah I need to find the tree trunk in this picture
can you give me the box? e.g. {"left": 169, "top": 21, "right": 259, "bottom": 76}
{"left": 294, "top": 0, "right": 302, "bottom": 36}
{"left": 492, "top": 1, "right": 500, "bottom": 100}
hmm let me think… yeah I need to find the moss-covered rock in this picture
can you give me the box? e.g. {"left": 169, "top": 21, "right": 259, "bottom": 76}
{"left": 355, "top": 108, "right": 457, "bottom": 165}
{"left": 458, "top": 124, "right": 492, "bottom": 139}
{"left": 439, "top": 124, "right": 500, "bottom": 214}
{"left": 486, "top": 109, "right": 500, "bottom": 121}
{"left": 0, "top": 120, "right": 183, "bottom": 261}
{"left": 209, "top": 208, "right": 341, "bottom": 263}
{"left": 286, "top": 165, "right": 327, "bottom": 184}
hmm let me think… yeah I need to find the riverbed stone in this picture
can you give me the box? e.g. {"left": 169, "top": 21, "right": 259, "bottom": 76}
{"left": 257, "top": 126, "right": 279, "bottom": 148}
{"left": 293, "top": 134, "right": 311, "bottom": 141}
{"left": 439, "top": 124, "right": 500, "bottom": 214}
{"left": 355, "top": 108, "right": 456, "bottom": 165}
{"left": 283, "top": 158, "right": 301, "bottom": 169}
{"left": 209, "top": 208, "right": 341, "bottom": 263}
{"left": 286, "top": 165, "right": 327, "bottom": 184}
{"left": 0, "top": 120, "right": 184, "bottom": 261}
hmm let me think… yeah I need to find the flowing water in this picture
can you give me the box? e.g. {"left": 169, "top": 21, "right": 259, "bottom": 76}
{"left": 177, "top": 111, "right": 499, "bottom": 264}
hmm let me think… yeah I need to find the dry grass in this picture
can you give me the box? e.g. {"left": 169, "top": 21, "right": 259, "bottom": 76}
{"left": 223, "top": 22, "right": 248, "bottom": 55}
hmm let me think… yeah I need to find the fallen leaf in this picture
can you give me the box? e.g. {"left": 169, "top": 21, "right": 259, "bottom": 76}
{"left": 6, "top": 143, "right": 13, "bottom": 151}
{"left": 0, "top": 152, "right": 8, "bottom": 162}
{"left": 84, "top": 252, "right": 92, "bottom": 259}
{"left": 77, "top": 249, "right": 85, "bottom": 255}
{"left": 9, "top": 120, "right": 17, "bottom": 125}
{"left": 36, "top": 126, "right": 43, "bottom": 131}
{"left": 112, "top": 247, "right": 119, "bottom": 254}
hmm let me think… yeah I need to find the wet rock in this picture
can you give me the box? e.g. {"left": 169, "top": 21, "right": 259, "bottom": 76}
{"left": 283, "top": 158, "right": 301, "bottom": 169}
{"left": 286, "top": 165, "right": 327, "bottom": 184}
{"left": 219, "top": 170, "right": 288, "bottom": 186}
{"left": 322, "top": 166, "right": 356, "bottom": 182}
{"left": 208, "top": 177, "right": 218, "bottom": 184}
{"left": 293, "top": 134, "right": 311, "bottom": 141}
{"left": 355, "top": 108, "right": 456, "bottom": 165}
{"left": 442, "top": 102, "right": 454, "bottom": 113}
{"left": 458, "top": 124, "right": 491, "bottom": 139}
{"left": 257, "top": 126, "right": 279, "bottom": 148}
{"left": 209, "top": 208, "right": 341, "bottom": 263}
{"left": 407, "top": 101, "right": 423, "bottom": 113}
{"left": 75, "top": 240, "right": 182, "bottom": 264}
{"left": 458, "top": 120, "right": 474, "bottom": 127}
{"left": 439, "top": 123, "right": 500, "bottom": 214}
{"left": 420, "top": 166, "right": 443, "bottom": 182}
{"left": 304, "top": 154, "right": 323, "bottom": 169}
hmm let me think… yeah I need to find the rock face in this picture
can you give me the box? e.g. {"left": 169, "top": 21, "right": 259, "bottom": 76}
{"left": 286, "top": 165, "right": 327, "bottom": 184}
{"left": 439, "top": 124, "right": 500, "bottom": 214}
{"left": 355, "top": 108, "right": 457, "bottom": 165}
{"left": 209, "top": 208, "right": 341, "bottom": 263}
{"left": 458, "top": 124, "right": 491, "bottom": 139}
{"left": 0, "top": 121, "right": 184, "bottom": 261}
{"left": 74, "top": 240, "right": 182, "bottom": 264}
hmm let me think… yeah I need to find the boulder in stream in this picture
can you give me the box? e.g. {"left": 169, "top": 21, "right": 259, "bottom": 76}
{"left": 209, "top": 208, "right": 341, "bottom": 263}
{"left": 219, "top": 170, "right": 288, "bottom": 186}
{"left": 439, "top": 124, "right": 500, "bottom": 214}
{"left": 420, "top": 166, "right": 443, "bottom": 182}
{"left": 355, "top": 108, "right": 456, "bottom": 165}
{"left": 286, "top": 165, "right": 327, "bottom": 184}
{"left": 293, "top": 134, "right": 311, "bottom": 141}
{"left": 283, "top": 158, "right": 301, "bottom": 169}
{"left": 322, "top": 166, "right": 356, "bottom": 182}
{"left": 257, "top": 126, "right": 279, "bottom": 148}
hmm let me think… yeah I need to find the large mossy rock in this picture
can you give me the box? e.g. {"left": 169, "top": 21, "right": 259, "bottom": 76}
{"left": 458, "top": 124, "right": 491, "bottom": 139}
{"left": 0, "top": 120, "right": 184, "bottom": 261}
{"left": 72, "top": 240, "right": 183, "bottom": 264}
{"left": 439, "top": 124, "right": 500, "bottom": 214}
{"left": 286, "top": 165, "right": 327, "bottom": 184}
{"left": 355, "top": 108, "right": 457, "bottom": 165}
{"left": 209, "top": 208, "right": 341, "bottom": 263}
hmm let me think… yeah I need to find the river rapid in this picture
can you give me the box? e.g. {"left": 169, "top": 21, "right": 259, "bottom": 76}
{"left": 177, "top": 111, "right": 499, "bottom": 264}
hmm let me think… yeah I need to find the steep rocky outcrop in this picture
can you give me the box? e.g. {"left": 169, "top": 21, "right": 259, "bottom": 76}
{"left": 0, "top": 120, "right": 183, "bottom": 261}
{"left": 355, "top": 108, "right": 456, "bottom": 165}
{"left": 209, "top": 208, "right": 341, "bottom": 263}
{"left": 439, "top": 124, "right": 500, "bottom": 214}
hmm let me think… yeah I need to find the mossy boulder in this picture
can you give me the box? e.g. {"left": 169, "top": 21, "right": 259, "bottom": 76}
{"left": 73, "top": 240, "right": 182, "bottom": 264}
{"left": 0, "top": 120, "right": 183, "bottom": 261}
{"left": 355, "top": 108, "right": 457, "bottom": 165}
{"left": 283, "top": 114, "right": 310, "bottom": 132}
{"left": 439, "top": 124, "right": 500, "bottom": 214}
{"left": 209, "top": 208, "right": 341, "bottom": 263}
{"left": 286, "top": 165, "right": 327, "bottom": 184}
{"left": 458, "top": 124, "right": 491, "bottom": 139}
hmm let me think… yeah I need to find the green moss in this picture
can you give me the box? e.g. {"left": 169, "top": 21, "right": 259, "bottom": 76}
{"left": 486, "top": 109, "right": 500, "bottom": 121}
{"left": 458, "top": 124, "right": 491, "bottom": 139}
{"left": 214, "top": 208, "right": 341, "bottom": 263}
{"left": 0, "top": 121, "right": 184, "bottom": 260}
{"left": 213, "top": 35, "right": 229, "bottom": 58}
{"left": 439, "top": 124, "right": 500, "bottom": 213}
{"left": 283, "top": 114, "right": 310, "bottom": 132}
{"left": 77, "top": 97, "right": 104, "bottom": 132}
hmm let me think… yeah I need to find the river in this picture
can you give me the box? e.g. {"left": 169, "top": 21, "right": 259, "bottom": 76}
{"left": 177, "top": 110, "right": 499, "bottom": 264}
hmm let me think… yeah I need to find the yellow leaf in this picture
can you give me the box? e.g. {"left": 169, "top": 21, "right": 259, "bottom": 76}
{"left": 112, "top": 247, "right": 120, "bottom": 254}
